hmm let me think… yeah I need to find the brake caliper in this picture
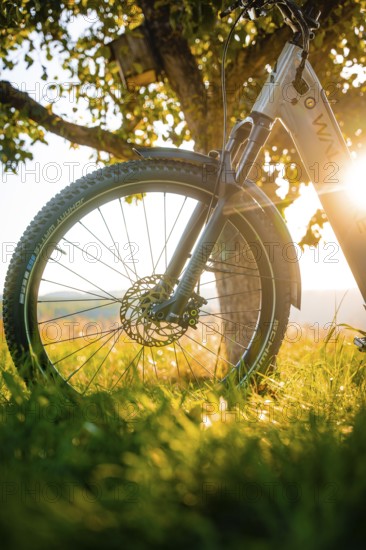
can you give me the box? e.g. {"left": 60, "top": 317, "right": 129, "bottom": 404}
{"left": 181, "top": 293, "right": 208, "bottom": 330}
{"left": 354, "top": 336, "right": 366, "bottom": 352}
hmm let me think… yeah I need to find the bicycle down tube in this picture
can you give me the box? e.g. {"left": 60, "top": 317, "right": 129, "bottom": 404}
{"left": 247, "top": 40, "right": 366, "bottom": 304}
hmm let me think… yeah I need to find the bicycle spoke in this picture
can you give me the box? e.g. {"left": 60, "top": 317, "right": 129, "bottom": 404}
{"left": 38, "top": 300, "right": 117, "bottom": 325}
{"left": 164, "top": 193, "right": 167, "bottom": 270}
{"left": 199, "top": 272, "right": 250, "bottom": 286}
{"left": 173, "top": 341, "right": 181, "bottom": 379}
{"left": 205, "top": 289, "right": 261, "bottom": 301}
{"left": 174, "top": 341, "right": 221, "bottom": 399}
{"left": 200, "top": 309, "right": 260, "bottom": 333}
{"left": 40, "top": 278, "right": 116, "bottom": 301}
{"left": 97, "top": 208, "right": 135, "bottom": 284}
{"left": 43, "top": 327, "right": 122, "bottom": 347}
{"left": 153, "top": 196, "right": 187, "bottom": 272}
{"left": 181, "top": 331, "right": 234, "bottom": 371}
{"left": 82, "top": 326, "right": 125, "bottom": 394}
{"left": 175, "top": 341, "right": 202, "bottom": 386}
{"left": 110, "top": 346, "right": 144, "bottom": 390}
{"left": 142, "top": 347, "right": 145, "bottom": 384}
{"left": 65, "top": 327, "right": 124, "bottom": 383}
{"left": 200, "top": 309, "right": 260, "bottom": 316}
{"left": 77, "top": 220, "right": 137, "bottom": 282}
{"left": 198, "top": 319, "right": 250, "bottom": 352}
{"left": 150, "top": 348, "right": 159, "bottom": 380}
{"left": 209, "top": 258, "right": 259, "bottom": 271}
{"left": 53, "top": 325, "right": 122, "bottom": 366}
{"left": 214, "top": 333, "right": 225, "bottom": 379}
{"left": 61, "top": 237, "right": 132, "bottom": 282}
{"left": 119, "top": 198, "right": 138, "bottom": 279}
{"left": 142, "top": 195, "right": 155, "bottom": 272}
{"left": 39, "top": 298, "right": 114, "bottom": 303}
{"left": 51, "top": 259, "right": 120, "bottom": 301}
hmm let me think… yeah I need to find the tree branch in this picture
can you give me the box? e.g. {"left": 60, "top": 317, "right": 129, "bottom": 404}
{"left": 227, "top": 0, "right": 358, "bottom": 98}
{"left": 0, "top": 80, "right": 134, "bottom": 159}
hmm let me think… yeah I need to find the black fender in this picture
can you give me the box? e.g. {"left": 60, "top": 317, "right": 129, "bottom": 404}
{"left": 134, "top": 146, "right": 219, "bottom": 166}
{"left": 135, "top": 146, "right": 301, "bottom": 309}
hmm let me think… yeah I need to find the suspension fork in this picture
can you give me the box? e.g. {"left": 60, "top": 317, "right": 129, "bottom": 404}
{"left": 164, "top": 201, "right": 209, "bottom": 281}
{"left": 151, "top": 152, "right": 235, "bottom": 319}
{"left": 152, "top": 194, "right": 230, "bottom": 320}
{"left": 152, "top": 114, "right": 272, "bottom": 321}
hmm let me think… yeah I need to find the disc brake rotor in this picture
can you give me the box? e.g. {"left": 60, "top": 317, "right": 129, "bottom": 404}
{"left": 120, "top": 275, "right": 187, "bottom": 347}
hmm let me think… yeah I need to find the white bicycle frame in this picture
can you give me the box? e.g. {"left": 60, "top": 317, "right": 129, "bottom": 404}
{"left": 143, "top": 38, "right": 366, "bottom": 324}
{"left": 251, "top": 41, "right": 366, "bottom": 303}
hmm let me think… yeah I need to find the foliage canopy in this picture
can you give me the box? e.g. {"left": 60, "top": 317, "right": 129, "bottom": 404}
{"left": 1, "top": 0, "right": 366, "bottom": 243}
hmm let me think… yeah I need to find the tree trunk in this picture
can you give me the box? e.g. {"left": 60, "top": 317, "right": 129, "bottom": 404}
{"left": 210, "top": 221, "right": 262, "bottom": 370}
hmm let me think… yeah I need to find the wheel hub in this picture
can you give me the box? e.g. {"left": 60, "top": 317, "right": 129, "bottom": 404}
{"left": 120, "top": 275, "right": 187, "bottom": 347}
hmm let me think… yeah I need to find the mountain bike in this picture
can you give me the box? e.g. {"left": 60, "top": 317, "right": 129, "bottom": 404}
{"left": 3, "top": 0, "right": 364, "bottom": 395}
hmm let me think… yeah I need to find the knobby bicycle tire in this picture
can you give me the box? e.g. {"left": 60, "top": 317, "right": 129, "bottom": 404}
{"left": 3, "top": 159, "right": 292, "bottom": 394}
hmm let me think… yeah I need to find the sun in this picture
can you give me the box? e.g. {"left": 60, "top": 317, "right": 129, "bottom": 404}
{"left": 345, "top": 154, "right": 366, "bottom": 209}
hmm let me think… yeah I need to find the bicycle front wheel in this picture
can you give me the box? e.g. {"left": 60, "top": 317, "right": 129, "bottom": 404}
{"left": 3, "top": 159, "right": 291, "bottom": 394}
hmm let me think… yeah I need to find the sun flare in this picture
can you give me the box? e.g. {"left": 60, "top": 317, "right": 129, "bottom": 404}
{"left": 345, "top": 154, "right": 366, "bottom": 208}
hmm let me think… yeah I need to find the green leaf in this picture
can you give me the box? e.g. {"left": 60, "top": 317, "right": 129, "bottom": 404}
{"left": 24, "top": 53, "right": 33, "bottom": 68}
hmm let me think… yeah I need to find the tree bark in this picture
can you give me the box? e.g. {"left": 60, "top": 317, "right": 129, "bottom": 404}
{"left": 137, "top": 0, "right": 209, "bottom": 151}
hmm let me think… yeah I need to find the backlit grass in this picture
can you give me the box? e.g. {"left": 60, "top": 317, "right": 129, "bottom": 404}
{"left": 1, "top": 322, "right": 366, "bottom": 549}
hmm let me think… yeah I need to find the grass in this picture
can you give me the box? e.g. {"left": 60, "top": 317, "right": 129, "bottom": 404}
{"left": 1, "top": 321, "right": 366, "bottom": 549}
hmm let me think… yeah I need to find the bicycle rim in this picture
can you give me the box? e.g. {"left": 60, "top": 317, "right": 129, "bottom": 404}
{"left": 13, "top": 175, "right": 279, "bottom": 394}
